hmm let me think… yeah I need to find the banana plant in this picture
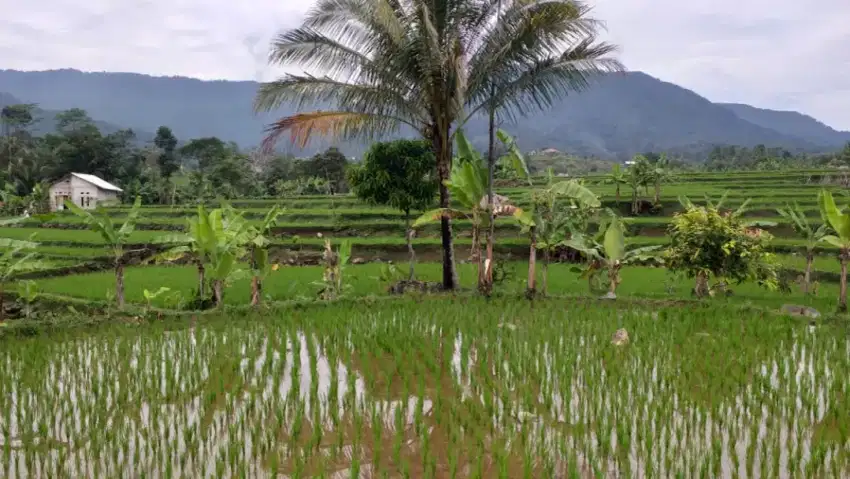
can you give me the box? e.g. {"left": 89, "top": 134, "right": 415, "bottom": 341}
{"left": 245, "top": 205, "right": 284, "bottom": 306}
{"left": 151, "top": 207, "right": 211, "bottom": 302}
{"left": 0, "top": 236, "right": 50, "bottom": 320}
{"left": 604, "top": 164, "right": 628, "bottom": 204}
{"left": 519, "top": 174, "right": 600, "bottom": 296}
{"left": 201, "top": 205, "right": 251, "bottom": 307}
{"left": 777, "top": 201, "right": 830, "bottom": 294}
{"left": 65, "top": 196, "right": 142, "bottom": 308}
{"left": 563, "top": 214, "right": 661, "bottom": 297}
{"left": 317, "top": 239, "right": 352, "bottom": 300}
{"left": 415, "top": 130, "right": 527, "bottom": 292}
{"left": 818, "top": 190, "right": 850, "bottom": 311}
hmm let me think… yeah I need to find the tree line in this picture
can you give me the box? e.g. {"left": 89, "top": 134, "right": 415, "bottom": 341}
{"left": 0, "top": 103, "right": 354, "bottom": 214}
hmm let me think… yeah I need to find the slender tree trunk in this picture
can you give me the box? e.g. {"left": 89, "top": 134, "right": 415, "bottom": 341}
{"left": 527, "top": 226, "right": 537, "bottom": 298}
{"left": 197, "top": 262, "right": 206, "bottom": 299}
{"left": 631, "top": 188, "right": 638, "bottom": 215}
{"left": 608, "top": 263, "right": 621, "bottom": 295}
{"left": 405, "top": 212, "right": 416, "bottom": 281}
{"left": 251, "top": 275, "right": 261, "bottom": 306}
{"left": 115, "top": 262, "right": 125, "bottom": 309}
{"left": 615, "top": 185, "right": 620, "bottom": 204}
{"left": 839, "top": 250, "right": 848, "bottom": 312}
{"left": 654, "top": 181, "right": 661, "bottom": 204}
{"left": 484, "top": 99, "right": 497, "bottom": 296}
{"left": 213, "top": 280, "right": 224, "bottom": 307}
{"left": 432, "top": 125, "right": 457, "bottom": 290}
{"left": 804, "top": 251, "right": 814, "bottom": 294}
{"left": 694, "top": 271, "right": 709, "bottom": 298}
{"left": 473, "top": 222, "right": 485, "bottom": 292}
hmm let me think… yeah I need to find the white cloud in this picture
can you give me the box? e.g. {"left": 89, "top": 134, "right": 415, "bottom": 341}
{"left": 1, "top": 0, "right": 848, "bottom": 129}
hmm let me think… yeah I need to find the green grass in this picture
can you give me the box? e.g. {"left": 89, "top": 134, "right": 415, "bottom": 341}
{"left": 33, "top": 262, "right": 839, "bottom": 311}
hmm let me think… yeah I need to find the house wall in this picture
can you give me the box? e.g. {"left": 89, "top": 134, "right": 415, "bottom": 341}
{"left": 48, "top": 176, "right": 119, "bottom": 211}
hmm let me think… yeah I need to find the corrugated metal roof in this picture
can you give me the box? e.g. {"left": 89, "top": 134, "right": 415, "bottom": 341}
{"left": 70, "top": 173, "right": 123, "bottom": 192}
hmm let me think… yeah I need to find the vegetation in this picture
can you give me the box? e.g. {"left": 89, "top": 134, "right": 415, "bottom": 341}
{"left": 253, "top": 0, "right": 622, "bottom": 290}
{"left": 4, "top": 2, "right": 850, "bottom": 473}
{"left": 348, "top": 140, "right": 437, "bottom": 280}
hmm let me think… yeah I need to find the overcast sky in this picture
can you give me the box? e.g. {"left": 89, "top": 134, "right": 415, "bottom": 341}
{"left": 2, "top": 0, "right": 848, "bottom": 130}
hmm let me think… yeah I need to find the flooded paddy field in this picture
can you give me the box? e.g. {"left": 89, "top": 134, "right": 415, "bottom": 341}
{"left": 2, "top": 299, "right": 849, "bottom": 478}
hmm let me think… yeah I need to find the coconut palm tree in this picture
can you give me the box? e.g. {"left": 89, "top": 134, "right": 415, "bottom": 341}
{"left": 254, "top": 0, "right": 622, "bottom": 290}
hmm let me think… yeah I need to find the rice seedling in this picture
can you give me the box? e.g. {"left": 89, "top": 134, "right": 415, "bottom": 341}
{"left": 1, "top": 298, "right": 848, "bottom": 478}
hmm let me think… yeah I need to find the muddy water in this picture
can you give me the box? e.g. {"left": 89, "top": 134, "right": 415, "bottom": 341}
{"left": 1, "top": 317, "right": 848, "bottom": 478}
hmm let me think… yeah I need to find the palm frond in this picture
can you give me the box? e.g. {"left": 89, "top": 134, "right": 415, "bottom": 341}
{"left": 261, "top": 111, "right": 400, "bottom": 151}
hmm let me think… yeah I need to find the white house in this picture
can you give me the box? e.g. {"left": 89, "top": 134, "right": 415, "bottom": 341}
{"left": 49, "top": 173, "right": 123, "bottom": 211}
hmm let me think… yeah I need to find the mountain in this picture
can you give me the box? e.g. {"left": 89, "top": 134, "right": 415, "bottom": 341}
{"left": 0, "top": 90, "right": 154, "bottom": 142}
{"left": 0, "top": 68, "right": 845, "bottom": 159}
{"left": 718, "top": 103, "right": 850, "bottom": 147}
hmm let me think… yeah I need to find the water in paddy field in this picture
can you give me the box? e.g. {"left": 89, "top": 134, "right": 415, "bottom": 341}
{"left": 1, "top": 307, "right": 849, "bottom": 478}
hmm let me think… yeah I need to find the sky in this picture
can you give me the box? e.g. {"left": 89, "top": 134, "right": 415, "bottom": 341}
{"left": 2, "top": 0, "right": 849, "bottom": 130}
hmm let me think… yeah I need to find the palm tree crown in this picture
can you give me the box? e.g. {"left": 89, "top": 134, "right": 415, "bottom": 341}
{"left": 254, "top": 0, "right": 623, "bottom": 288}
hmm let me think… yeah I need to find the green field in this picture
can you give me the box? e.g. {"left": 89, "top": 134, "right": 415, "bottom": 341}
{"left": 2, "top": 169, "right": 849, "bottom": 303}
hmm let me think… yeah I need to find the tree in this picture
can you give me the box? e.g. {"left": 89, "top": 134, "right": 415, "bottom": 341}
{"left": 647, "top": 154, "right": 673, "bottom": 204}
{"left": 254, "top": 0, "right": 622, "bottom": 290}
{"left": 605, "top": 164, "right": 628, "bottom": 205}
{"left": 777, "top": 202, "right": 829, "bottom": 294}
{"left": 65, "top": 197, "right": 142, "bottom": 308}
{"left": 245, "top": 205, "right": 284, "bottom": 306}
{"left": 154, "top": 126, "right": 180, "bottom": 178}
{"left": 414, "top": 130, "right": 527, "bottom": 291}
{"left": 348, "top": 139, "right": 437, "bottom": 280}
{"left": 520, "top": 178, "right": 599, "bottom": 296}
{"left": 564, "top": 214, "right": 660, "bottom": 297}
{"left": 0, "top": 216, "right": 51, "bottom": 320}
{"left": 199, "top": 205, "right": 251, "bottom": 307}
{"left": 818, "top": 190, "right": 850, "bottom": 311}
{"left": 667, "top": 200, "right": 778, "bottom": 298}
{"left": 303, "top": 148, "right": 349, "bottom": 194}
{"left": 178, "top": 137, "right": 230, "bottom": 173}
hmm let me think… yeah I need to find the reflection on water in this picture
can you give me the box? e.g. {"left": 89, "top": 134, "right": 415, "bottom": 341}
{"left": 1, "top": 312, "right": 849, "bottom": 478}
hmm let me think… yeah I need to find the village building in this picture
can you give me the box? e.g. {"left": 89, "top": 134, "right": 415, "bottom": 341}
{"left": 48, "top": 173, "right": 122, "bottom": 211}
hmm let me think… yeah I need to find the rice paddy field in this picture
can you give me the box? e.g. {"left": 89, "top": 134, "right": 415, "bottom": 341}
{"left": 3, "top": 299, "right": 850, "bottom": 477}
{"left": 3, "top": 169, "right": 850, "bottom": 477}
{"left": 2, "top": 169, "right": 849, "bottom": 306}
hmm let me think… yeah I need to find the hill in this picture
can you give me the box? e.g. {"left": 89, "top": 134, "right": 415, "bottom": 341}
{"left": 0, "top": 68, "right": 846, "bottom": 159}
{"left": 0, "top": 91, "right": 154, "bottom": 143}
{"left": 718, "top": 103, "right": 850, "bottom": 147}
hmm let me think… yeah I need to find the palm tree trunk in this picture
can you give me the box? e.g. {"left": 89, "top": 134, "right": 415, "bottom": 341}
{"left": 527, "top": 226, "right": 537, "bottom": 298}
{"left": 115, "top": 262, "right": 125, "bottom": 309}
{"left": 432, "top": 126, "right": 458, "bottom": 290}
{"left": 615, "top": 185, "right": 620, "bottom": 204}
{"left": 213, "top": 280, "right": 224, "bottom": 307}
{"left": 804, "top": 252, "right": 814, "bottom": 294}
{"left": 654, "top": 181, "right": 661, "bottom": 204}
{"left": 839, "top": 250, "right": 848, "bottom": 312}
{"left": 405, "top": 212, "right": 416, "bottom": 281}
{"left": 484, "top": 99, "right": 496, "bottom": 296}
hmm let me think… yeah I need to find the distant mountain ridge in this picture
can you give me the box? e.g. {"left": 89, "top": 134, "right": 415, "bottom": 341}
{"left": 0, "top": 68, "right": 847, "bottom": 159}
{"left": 0, "top": 90, "right": 154, "bottom": 142}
